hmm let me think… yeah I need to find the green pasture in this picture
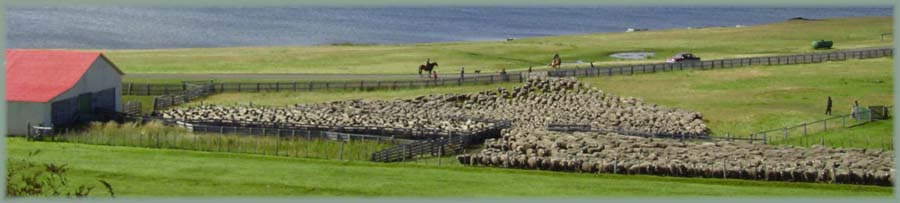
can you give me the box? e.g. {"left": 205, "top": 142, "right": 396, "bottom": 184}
{"left": 103, "top": 16, "right": 892, "bottom": 74}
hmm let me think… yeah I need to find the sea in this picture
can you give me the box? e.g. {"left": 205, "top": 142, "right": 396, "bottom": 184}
{"left": 6, "top": 6, "right": 893, "bottom": 49}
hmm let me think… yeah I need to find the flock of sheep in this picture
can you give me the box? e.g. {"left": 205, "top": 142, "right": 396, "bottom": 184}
{"left": 161, "top": 76, "right": 892, "bottom": 185}
{"left": 162, "top": 76, "right": 709, "bottom": 138}
{"left": 457, "top": 129, "right": 894, "bottom": 186}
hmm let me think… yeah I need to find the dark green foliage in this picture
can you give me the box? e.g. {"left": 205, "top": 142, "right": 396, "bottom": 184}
{"left": 6, "top": 150, "right": 113, "bottom": 198}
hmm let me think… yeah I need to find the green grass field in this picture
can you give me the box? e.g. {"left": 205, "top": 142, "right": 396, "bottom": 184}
{"left": 102, "top": 16, "right": 892, "bottom": 74}
{"left": 582, "top": 58, "right": 893, "bottom": 137}
{"left": 6, "top": 138, "right": 892, "bottom": 196}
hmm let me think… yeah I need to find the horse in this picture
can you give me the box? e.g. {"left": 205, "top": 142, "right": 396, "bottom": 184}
{"left": 550, "top": 57, "right": 562, "bottom": 69}
{"left": 418, "top": 62, "right": 439, "bottom": 77}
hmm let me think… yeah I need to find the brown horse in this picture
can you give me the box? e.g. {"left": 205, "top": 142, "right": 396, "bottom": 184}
{"left": 419, "top": 62, "right": 439, "bottom": 77}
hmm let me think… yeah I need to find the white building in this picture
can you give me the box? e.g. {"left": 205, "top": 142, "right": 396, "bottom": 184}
{"left": 6, "top": 49, "right": 123, "bottom": 135}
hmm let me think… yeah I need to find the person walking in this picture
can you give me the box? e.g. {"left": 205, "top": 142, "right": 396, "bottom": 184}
{"left": 432, "top": 70, "right": 438, "bottom": 80}
{"left": 825, "top": 96, "right": 832, "bottom": 115}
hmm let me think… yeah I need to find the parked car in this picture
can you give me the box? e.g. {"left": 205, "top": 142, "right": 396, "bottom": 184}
{"left": 666, "top": 52, "right": 700, "bottom": 63}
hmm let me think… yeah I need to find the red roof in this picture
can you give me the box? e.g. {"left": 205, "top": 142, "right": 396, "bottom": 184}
{"left": 6, "top": 49, "right": 121, "bottom": 102}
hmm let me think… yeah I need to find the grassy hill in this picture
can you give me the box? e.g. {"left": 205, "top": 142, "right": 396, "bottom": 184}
{"left": 6, "top": 138, "right": 892, "bottom": 196}
{"left": 102, "top": 16, "right": 892, "bottom": 74}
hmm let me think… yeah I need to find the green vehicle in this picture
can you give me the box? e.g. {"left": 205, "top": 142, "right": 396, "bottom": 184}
{"left": 812, "top": 40, "right": 833, "bottom": 49}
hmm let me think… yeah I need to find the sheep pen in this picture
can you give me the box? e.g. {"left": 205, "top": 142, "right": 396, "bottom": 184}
{"left": 158, "top": 76, "right": 892, "bottom": 186}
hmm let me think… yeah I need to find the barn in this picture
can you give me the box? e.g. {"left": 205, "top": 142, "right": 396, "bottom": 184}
{"left": 6, "top": 49, "right": 124, "bottom": 135}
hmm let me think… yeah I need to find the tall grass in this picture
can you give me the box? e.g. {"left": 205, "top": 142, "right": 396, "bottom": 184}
{"left": 52, "top": 121, "right": 395, "bottom": 161}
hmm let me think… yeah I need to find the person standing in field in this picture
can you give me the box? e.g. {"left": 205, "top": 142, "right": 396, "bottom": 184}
{"left": 460, "top": 67, "right": 465, "bottom": 80}
{"left": 433, "top": 70, "right": 438, "bottom": 80}
{"left": 825, "top": 96, "right": 832, "bottom": 115}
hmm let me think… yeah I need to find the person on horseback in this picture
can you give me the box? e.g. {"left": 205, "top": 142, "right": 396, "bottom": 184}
{"left": 551, "top": 53, "right": 562, "bottom": 69}
{"left": 419, "top": 58, "right": 439, "bottom": 78}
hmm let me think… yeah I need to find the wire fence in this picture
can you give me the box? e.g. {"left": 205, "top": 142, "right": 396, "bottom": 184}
{"left": 41, "top": 126, "right": 396, "bottom": 162}
{"left": 546, "top": 47, "right": 893, "bottom": 78}
{"left": 746, "top": 106, "right": 893, "bottom": 150}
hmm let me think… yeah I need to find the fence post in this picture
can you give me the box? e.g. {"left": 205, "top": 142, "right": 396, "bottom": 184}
{"left": 275, "top": 129, "right": 281, "bottom": 156}
{"left": 783, "top": 127, "right": 788, "bottom": 142}
{"left": 803, "top": 123, "right": 807, "bottom": 136}
{"left": 339, "top": 140, "right": 345, "bottom": 160}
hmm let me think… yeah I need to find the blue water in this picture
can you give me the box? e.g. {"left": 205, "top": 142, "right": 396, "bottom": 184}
{"left": 6, "top": 7, "right": 892, "bottom": 49}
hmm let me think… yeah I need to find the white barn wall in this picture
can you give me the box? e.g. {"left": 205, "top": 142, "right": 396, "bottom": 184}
{"left": 6, "top": 56, "right": 122, "bottom": 135}
{"left": 6, "top": 102, "right": 51, "bottom": 135}
{"left": 53, "top": 57, "right": 122, "bottom": 111}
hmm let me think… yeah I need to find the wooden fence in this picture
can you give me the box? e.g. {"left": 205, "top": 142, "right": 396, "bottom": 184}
{"left": 122, "top": 101, "right": 142, "bottom": 115}
{"left": 370, "top": 118, "right": 512, "bottom": 162}
{"left": 546, "top": 47, "right": 893, "bottom": 78}
{"left": 125, "top": 73, "right": 522, "bottom": 96}
{"left": 748, "top": 106, "right": 892, "bottom": 149}
{"left": 123, "top": 47, "right": 892, "bottom": 96}
{"left": 152, "top": 82, "right": 216, "bottom": 111}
